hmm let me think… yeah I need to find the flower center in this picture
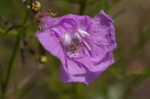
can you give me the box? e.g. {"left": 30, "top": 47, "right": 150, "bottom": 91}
{"left": 63, "top": 29, "right": 91, "bottom": 58}
{"left": 64, "top": 36, "right": 82, "bottom": 58}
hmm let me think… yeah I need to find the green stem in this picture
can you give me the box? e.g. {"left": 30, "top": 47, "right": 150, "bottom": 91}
{"left": 71, "top": 84, "right": 78, "bottom": 99}
{"left": 1, "top": 33, "right": 21, "bottom": 99}
{"left": 78, "top": 0, "right": 87, "bottom": 15}
{"left": 0, "top": 6, "right": 29, "bottom": 98}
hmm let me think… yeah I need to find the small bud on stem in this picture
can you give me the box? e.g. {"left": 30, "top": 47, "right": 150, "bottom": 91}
{"left": 40, "top": 56, "right": 48, "bottom": 64}
{"left": 32, "top": 1, "right": 41, "bottom": 12}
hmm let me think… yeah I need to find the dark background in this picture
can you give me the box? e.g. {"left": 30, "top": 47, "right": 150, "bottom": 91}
{"left": 0, "top": 0, "right": 150, "bottom": 99}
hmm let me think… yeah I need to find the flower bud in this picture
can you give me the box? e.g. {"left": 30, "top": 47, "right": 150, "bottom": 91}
{"left": 32, "top": 1, "right": 41, "bottom": 12}
{"left": 40, "top": 56, "right": 48, "bottom": 64}
{"left": 26, "top": 5, "right": 31, "bottom": 9}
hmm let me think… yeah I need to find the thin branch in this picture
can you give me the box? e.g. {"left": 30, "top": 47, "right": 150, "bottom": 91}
{"left": 1, "top": 33, "right": 21, "bottom": 99}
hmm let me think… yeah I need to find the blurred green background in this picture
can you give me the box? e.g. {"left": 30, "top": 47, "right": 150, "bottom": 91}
{"left": 0, "top": 0, "right": 150, "bottom": 99}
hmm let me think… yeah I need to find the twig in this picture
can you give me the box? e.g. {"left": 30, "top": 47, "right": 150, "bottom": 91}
{"left": 1, "top": 33, "right": 21, "bottom": 99}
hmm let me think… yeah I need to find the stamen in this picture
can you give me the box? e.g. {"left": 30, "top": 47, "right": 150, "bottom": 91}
{"left": 74, "top": 33, "right": 81, "bottom": 39}
{"left": 83, "top": 41, "right": 91, "bottom": 50}
{"left": 78, "top": 29, "right": 90, "bottom": 37}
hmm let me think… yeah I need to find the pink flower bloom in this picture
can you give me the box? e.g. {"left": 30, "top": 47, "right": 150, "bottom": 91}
{"left": 36, "top": 10, "right": 117, "bottom": 84}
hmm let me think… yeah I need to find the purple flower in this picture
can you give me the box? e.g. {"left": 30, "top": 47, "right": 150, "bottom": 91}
{"left": 36, "top": 10, "right": 117, "bottom": 84}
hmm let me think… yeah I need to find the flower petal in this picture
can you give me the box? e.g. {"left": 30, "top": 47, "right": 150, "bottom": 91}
{"left": 60, "top": 66, "right": 88, "bottom": 84}
{"left": 60, "top": 59, "right": 88, "bottom": 84}
{"left": 89, "top": 10, "right": 116, "bottom": 54}
{"left": 60, "top": 60, "right": 101, "bottom": 84}
{"left": 98, "top": 10, "right": 113, "bottom": 24}
{"left": 41, "top": 16, "right": 61, "bottom": 30}
{"left": 62, "top": 58, "right": 86, "bottom": 75}
{"left": 36, "top": 29, "right": 65, "bottom": 63}
{"left": 60, "top": 55, "right": 113, "bottom": 84}
{"left": 76, "top": 53, "right": 114, "bottom": 73}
